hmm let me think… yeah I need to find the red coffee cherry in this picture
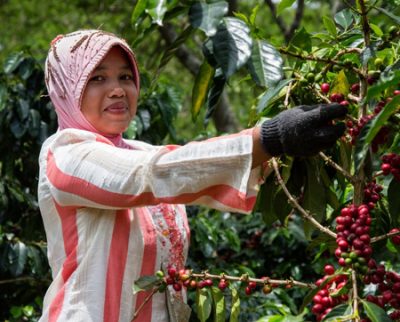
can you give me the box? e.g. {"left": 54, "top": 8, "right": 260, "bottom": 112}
{"left": 324, "top": 264, "right": 335, "bottom": 275}
{"left": 321, "top": 83, "right": 330, "bottom": 94}
{"left": 390, "top": 228, "right": 400, "bottom": 245}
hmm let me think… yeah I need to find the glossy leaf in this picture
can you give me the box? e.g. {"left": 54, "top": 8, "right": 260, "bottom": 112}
{"left": 229, "top": 287, "right": 240, "bottom": 322}
{"left": 131, "top": 0, "right": 148, "bottom": 26}
{"left": 211, "top": 17, "right": 252, "bottom": 78}
{"left": 247, "top": 39, "right": 283, "bottom": 87}
{"left": 9, "top": 241, "right": 27, "bottom": 276}
{"left": 204, "top": 71, "right": 226, "bottom": 125}
{"left": 369, "top": 23, "right": 383, "bottom": 37}
{"left": 362, "top": 299, "right": 392, "bottom": 322}
{"left": 256, "top": 79, "right": 292, "bottom": 112}
{"left": 191, "top": 60, "right": 215, "bottom": 121}
{"left": 211, "top": 286, "right": 225, "bottom": 322}
{"left": 196, "top": 287, "right": 212, "bottom": 322}
{"left": 189, "top": 1, "right": 228, "bottom": 36}
{"left": 146, "top": 0, "right": 167, "bottom": 26}
{"left": 323, "top": 303, "right": 353, "bottom": 321}
{"left": 277, "top": 0, "right": 296, "bottom": 15}
{"left": 4, "top": 52, "right": 24, "bottom": 74}
{"left": 388, "top": 178, "right": 400, "bottom": 223}
{"left": 366, "top": 70, "right": 400, "bottom": 100}
{"left": 334, "top": 9, "right": 353, "bottom": 30}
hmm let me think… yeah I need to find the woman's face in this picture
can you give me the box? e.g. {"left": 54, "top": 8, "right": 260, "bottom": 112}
{"left": 81, "top": 46, "right": 138, "bottom": 136}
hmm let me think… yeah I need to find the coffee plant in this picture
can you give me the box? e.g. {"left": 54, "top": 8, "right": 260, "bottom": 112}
{"left": 133, "top": 0, "right": 400, "bottom": 321}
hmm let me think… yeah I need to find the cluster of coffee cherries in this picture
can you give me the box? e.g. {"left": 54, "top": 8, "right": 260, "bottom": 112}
{"left": 334, "top": 204, "right": 373, "bottom": 271}
{"left": 381, "top": 153, "right": 400, "bottom": 181}
{"left": 160, "top": 267, "right": 276, "bottom": 296}
{"left": 363, "top": 259, "right": 400, "bottom": 320}
{"left": 363, "top": 180, "right": 383, "bottom": 209}
{"left": 320, "top": 83, "right": 349, "bottom": 106}
{"left": 311, "top": 272, "right": 349, "bottom": 321}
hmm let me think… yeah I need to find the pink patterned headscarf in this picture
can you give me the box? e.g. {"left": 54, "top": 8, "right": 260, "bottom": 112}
{"left": 45, "top": 29, "right": 140, "bottom": 148}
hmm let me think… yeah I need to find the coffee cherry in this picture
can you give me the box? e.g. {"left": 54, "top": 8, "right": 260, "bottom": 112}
{"left": 262, "top": 284, "right": 272, "bottom": 294}
{"left": 330, "top": 92, "right": 345, "bottom": 103}
{"left": 324, "top": 264, "right": 335, "bottom": 275}
{"left": 168, "top": 267, "right": 177, "bottom": 278}
{"left": 389, "top": 228, "right": 400, "bottom": 245}
{"left": 321, "top": 83, "right": 330, "bottom": 94}
{"left": 218, "top": 279, "right": 228, "bottom": 290}
{"left": 350, "top": 83, "right": 360, "bottom": 94}
{"left": 156, "top": 270, "right": 165, "bottom": 278}
{"left": 173, "top": 282, "right": 182, "bottom": 291}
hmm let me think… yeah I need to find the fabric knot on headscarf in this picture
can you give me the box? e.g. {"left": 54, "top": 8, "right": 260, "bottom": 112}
{"left": 45, "top": 29, "right": 140, "bottom": 148}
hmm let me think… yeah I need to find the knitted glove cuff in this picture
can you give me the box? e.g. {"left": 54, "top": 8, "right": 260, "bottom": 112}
{"left": 260, "top": 118, "right": 284, "bottom": 156}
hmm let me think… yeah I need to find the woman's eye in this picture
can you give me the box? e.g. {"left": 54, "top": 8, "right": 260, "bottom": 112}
{"left": 121, "top": 74, "right": 134, "bottom": 81}
{"left": 89, "top": 75, "right": 104, "bottom": 82}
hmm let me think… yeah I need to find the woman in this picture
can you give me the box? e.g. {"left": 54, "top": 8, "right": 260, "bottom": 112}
{"left": 38, "top": 29, "right": 346, "bottom": 322}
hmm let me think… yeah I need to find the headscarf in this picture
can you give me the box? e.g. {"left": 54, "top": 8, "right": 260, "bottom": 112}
{"left": 45, "top": 29, "right": 140, "bottom": 148}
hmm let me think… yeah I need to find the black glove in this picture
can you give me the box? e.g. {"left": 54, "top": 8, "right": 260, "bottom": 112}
{"left": 260, "top": 103, "right": 347, "bottom": 157}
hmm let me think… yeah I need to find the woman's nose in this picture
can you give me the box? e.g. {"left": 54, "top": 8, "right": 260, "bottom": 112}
{"left": 108, "top": 86, "right": 125, "bottom": 98}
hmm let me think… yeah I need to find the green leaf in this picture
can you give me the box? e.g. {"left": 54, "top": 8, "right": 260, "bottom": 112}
{"left": 229, "top": 287, "right": 240, "bottom": 322}
{"left": 361, "top": 299, "right": 392, "bottom": 322}
{"left": 334, "top": 9, "right": 354, "bottom": 31}
{"left": 146, "top": 0, "right": 168, "bottom": 25}
{"left": 303, "top": 159, "right": 327, "bottom": 223}
{"left": 323, "top": 16, "right": 337, "bottom": 36}
{"left": 9, "top": 241, "right": 27, "bottom": 276}
{"left": 374, "top": 6, "right": 400, "bottom": 24}
{"left": 277, "top": 0, "right": 296, "bottom": 15}
{"left": 4, "top": 52, "right": 24, "bottom": 74}
{"left": 364, "top": 95, "right": 400, "bottom": 145}
{"left": 133, "top": 275, "right": 160, "bottom": 294}
{"left": 353, "top": 117, "right": 372, "bottom": 172}
{"left": 331, "top": 70, "right": 349, "bottom": 97}
{"left": 131, "top": 0, "right": 148, "bottom": 26}
{"left": 388, "top": 178, "right": 400, "bottom": 224}
{"left": 196, "top": 287, "right": 212, "bottom": 322}
{"left": 211, "top": 286, "right": 225, "bottom": 322}
{"left": 204, "top": 71, "right": 226, "bottom": 125}
{"left": 247, "top": 39, "right": 283, "bottom": 87}
{"left": 191, "top": 60, "right": 215, "bottom": 121}
{"left": 189, "top": 1, "right": 228, "bottom": 36}
{"left": 256, "top": 79, "right": 292, "bottom": 112}
{"left": 369, "top": 23, "right": 383, "bottom": 37}
{"left": 366, "top": 69, "right": 400, "bottom": 100}
{"left": 323, "top": 303, "right": 353, "bottom": 321}
{"left": 211, "top": 17, "right": 252, "bottom": 78}
{"left": 288, "top": 27, "right": 312, "bottom": 52}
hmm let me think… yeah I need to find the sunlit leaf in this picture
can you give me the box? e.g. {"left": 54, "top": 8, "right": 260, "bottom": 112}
{"left": 211, "top": 286, "right": 225, "bottom": 322}
{"left": 229, "top": 287, "right": 240, "bottom": 322}
{"left": 211, "top": 17, "right": 252, "bottom": 78}
{"left": 370, "top": 23, "right": 383, "bottom": 37}
{"left": 191, "top": 60, "right": 215, "bottom": 121}
{"left": 247, "top": 39, "right": 283, "bottom": 87}
{"left": 9, "top": 241, "right": 27, "bottom": 276}
{"left": 362, "top": 299, "right": 392, "bottom": 322}
{"left": 146, "top": 0, "right": 168, "bottom": 25}
{"left": 189, "top": 1, "right": 228, "bottom": 36}
{"left": 256, "top": 79, "right": 292, "bottom": 112}
{"left": 331, "top": 70, "right": 349, "bottom": 96}
{"left": 196, "top": 287, "right": 212, "bottom": 322}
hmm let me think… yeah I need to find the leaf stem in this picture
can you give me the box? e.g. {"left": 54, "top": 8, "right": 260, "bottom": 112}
{"left": 131, "top": 287, "right": 159, "bottom": 321}
{"left": 319, "top": 152, "right": 357, "bottom": 184}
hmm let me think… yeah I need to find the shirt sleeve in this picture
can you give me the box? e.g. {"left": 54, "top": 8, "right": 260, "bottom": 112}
{"left": 40, "top": 128, "right": 268, "bottom": 214}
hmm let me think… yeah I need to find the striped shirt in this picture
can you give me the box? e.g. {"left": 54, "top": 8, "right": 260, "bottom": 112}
{"left": 38, "top": 128, "right": 264, "bottom": 322}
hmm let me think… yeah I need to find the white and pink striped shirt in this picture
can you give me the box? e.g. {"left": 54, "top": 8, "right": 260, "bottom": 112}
{"left": 38, "top": 127, "right": 265, "bottom": 322}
